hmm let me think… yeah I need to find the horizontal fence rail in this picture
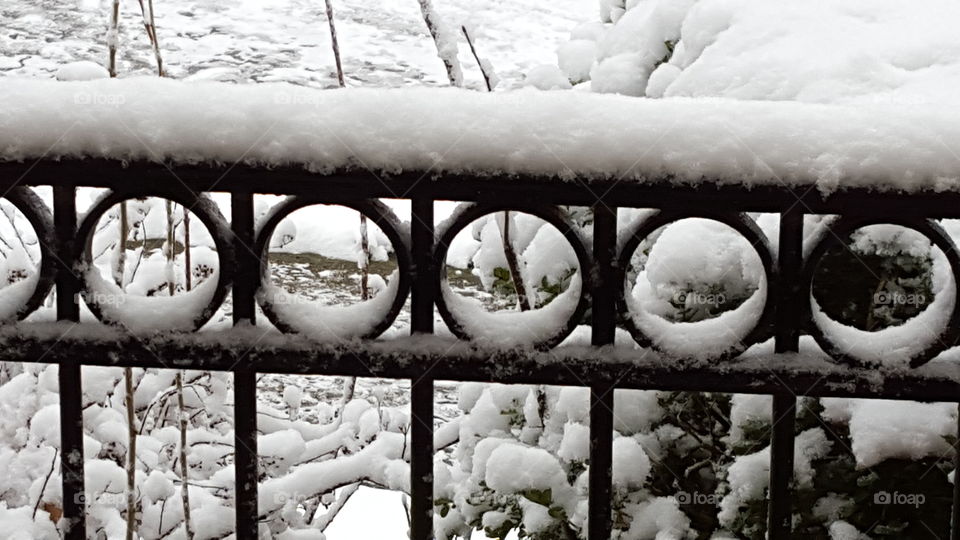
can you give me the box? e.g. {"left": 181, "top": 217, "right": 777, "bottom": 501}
{"left": 0, "top": 159, "right": 959, "bottom": 539}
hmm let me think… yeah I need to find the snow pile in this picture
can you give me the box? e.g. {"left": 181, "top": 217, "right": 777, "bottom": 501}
{"left": 259, "top": 271, "right": 400, "bottom": 341}
{"left": 626, "top": 218, "right": 767, "bottom": 358}
{"left": 657, "top": 0, "right": 960, "bottom": 105}
{"left": 6, "top": 78, "right": 960, "bottom": 193}
{"left": 719, "top": 428, "right": 832, "bottom": 526}
{"left": 557, "top": 0, "right": 960, "bottom": 107}
{"left": 821, "top": 398, "right": 957, "bottom": 468}
{"left": 438, "top": 383, "right": 691, "bottom": 539}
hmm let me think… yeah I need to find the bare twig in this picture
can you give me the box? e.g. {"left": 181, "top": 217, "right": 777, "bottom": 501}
{"left": 165, "top": 200, "right": 175, "bottom": 296}
{"left": 461, "top": 25, "right": 495, "bottom": 92}
{"left": 125, "top": 367, "right": 138, "bottom": 539}
{"left": 31, "top": 448, "right": 58, "bottom": 520}
{"left": 108, "top": 0, "right": 120, "bottom": 77}
{"left": 183, "top": 211, "right": 191, "bottom": 291}
{"left": 359, "top": 215, "right": 370, "bottom": 301}
{"left": 323, "top": 0, "right": 345, "bottom": 87}
{"left": 500, "top": 212, "right": 531, "bottom": 311}
{"left": 315, "top": 483, "right": 360, "bottom": 531}
{"left": 416, "top": 0, "right": 463, "bottom": 87}
{"left": 0, "top": 204, "right": 37, "bottom": 267}
{"left": 116, "top": 202, "right": 128, "bottom": 287}
{"left": 322, "top": 0, "right": 372, "bottom": 299}
{"left": 176, "top": 372, "right": 194, "bottom": 539}
{"left": 136, "top": 0, "right": 164, "bottom": 76}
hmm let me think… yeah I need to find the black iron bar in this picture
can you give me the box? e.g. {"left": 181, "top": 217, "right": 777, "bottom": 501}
{"left": 768, "top": 206, "right": 803, "bottom": 538}
{"left": 410, "top": 197, "right": 435, "bottom": 540}
{"left": 53, "top": 185, "right": 85, "bottom": 540}
{"left": 588, "top": 203, "right": 617, "bottom": 540}
{"left": 231, "top": 191, "right": 259, "bottom": 538}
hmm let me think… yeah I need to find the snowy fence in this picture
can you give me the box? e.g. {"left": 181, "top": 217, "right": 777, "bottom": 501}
{"left": 1, "top": 158, "right": 960, "bottom": 539}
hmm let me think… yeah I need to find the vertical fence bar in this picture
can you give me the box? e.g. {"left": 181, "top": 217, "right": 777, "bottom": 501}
{"left": 231, "top": 191, "right": 259, "bottom": 538}
{"left": 53, "top": 185, "right": 85, "bottom": 540}
{"left": 952, "top": 403, "right": 960, "bottom": 540}
{"left": 589, "top": 203, "right": 617, "bottom": 540}
{"left": 768, "top": 206, "right": 803, "bottom": 538}
{"left": 410, "top": 197, "right": 435, "bottom": 540}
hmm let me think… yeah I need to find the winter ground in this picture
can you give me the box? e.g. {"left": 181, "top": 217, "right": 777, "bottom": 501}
{"left": 1, "top": 0, "right": 591, "bottom": 89}
{"left": 2, "top": 0, "right": 592, "bottom": 537}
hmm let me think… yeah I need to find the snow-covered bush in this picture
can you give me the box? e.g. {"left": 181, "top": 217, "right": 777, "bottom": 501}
{"left": 433, "top": 383, "right": 694, "bottom": 539}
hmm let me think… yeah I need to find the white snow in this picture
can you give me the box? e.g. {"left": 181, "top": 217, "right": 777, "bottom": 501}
{"left": 259, "top": 271, "right": 399, "bottom": 341}
{"left": 55, "top": 61, "right": 109, "bottom": 82}
{"left": 719, "top": 428, "right": 832, "bottom": 526}
{"left": 7, "top": 78, "right": 960, "bottom": 193}
{"left": 441, "top": 273, "right": 582, "bottom": 347}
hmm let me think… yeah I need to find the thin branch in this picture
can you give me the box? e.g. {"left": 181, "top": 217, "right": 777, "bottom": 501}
{"left": 125, "top": 367, "right": 138, "bottom": 540}
{"left": 176, "top": 372, "right": 194, "bottom": 539}
{"left": 315, "top": 483, "right": 359, "bottom": 531}
{"left": 323, "top": 0, "right": 345, "bottom": 87}
{"left": 108, "top": 0, "right": 120, "bottom": 77}
{"left": 461, "top": 25, "right": 496, "bottom": 92}
{"left": 31, "top": 448, "right": 58, "bottom": 520}
{"left": 416, "top": 0, "right": 463, "bottom": 87}
{"left": 136, "top": 0, "right": 164, "bottom": 76}
{"left": 500, "top": 211, "right": 532, "bottom": 311}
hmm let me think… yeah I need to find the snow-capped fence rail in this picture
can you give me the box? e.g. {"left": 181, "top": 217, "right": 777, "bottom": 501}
{"left": 3, "top": 92, "right": 960, "bottom": 537}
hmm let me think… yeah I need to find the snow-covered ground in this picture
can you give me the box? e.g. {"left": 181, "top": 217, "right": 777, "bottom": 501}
{"left": 1, "top": 0, "right": 591, "bottom": 89}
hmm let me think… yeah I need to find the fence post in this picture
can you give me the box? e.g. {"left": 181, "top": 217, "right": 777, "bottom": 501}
{"left": 231, "top": 191, "right": 259, "bottom": 538}
{"left": 410, "top": 197, "right": 435, "bottom": 540}
{"left": 589, "top": 203, "right": 617, "bottom": 540}
{"left": 54, "top": 185, "right": 85, "bottom": 540}
{"left": 768, "top": 206, "right": 803, "bottom": 538}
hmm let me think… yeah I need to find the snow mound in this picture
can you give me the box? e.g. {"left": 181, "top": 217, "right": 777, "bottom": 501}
{"left": 5, "top": 78, "right": 960, "bottom": 193}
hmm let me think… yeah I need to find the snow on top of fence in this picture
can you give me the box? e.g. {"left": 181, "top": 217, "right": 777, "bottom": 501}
{"left": 3, "top": 77, "right": 960, "bottom": 194}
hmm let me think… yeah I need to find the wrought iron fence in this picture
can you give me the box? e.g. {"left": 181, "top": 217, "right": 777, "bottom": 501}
{"left": 1, "top": 158, "right": 959, "bottom": 539}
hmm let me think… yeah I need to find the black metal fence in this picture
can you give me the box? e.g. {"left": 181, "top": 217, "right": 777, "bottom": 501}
{"left": 1, "top": 158, "right": 960, "bottom": 539}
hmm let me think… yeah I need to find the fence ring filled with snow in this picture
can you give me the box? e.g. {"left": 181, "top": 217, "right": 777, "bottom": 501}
{"left": 254, "top": 197, "right": 412, "bottom": 340}
{"left": 76, "top": 187, "right": 234, "bottom": 332}
{"left": 434, "top": 202, "right": 591, "bottom": 350}
{"left": 801, "top": 216, "right": 960, "bottom": 368}
{"left": 616, "top": 211, "right": 775, "bottom": 361}
{"left": 0, "top": 187, "right": 56, "bottom": 322}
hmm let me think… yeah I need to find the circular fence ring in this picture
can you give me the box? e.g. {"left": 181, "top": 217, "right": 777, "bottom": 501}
{"left": 254, "top": 197, "right": 411, "bottom": 340}
{"left": 0, "top": 187, "right": 56, "bottom": 323}
{"left": 801, "top": 216, "right": 960, "bottom": 368}
{"left": 433, "top": 202, "right": 591, "bottom": 350}
{"left": 76, "top": 187, "right": 234, "bottom": 332}
{"left": 616, "top": 210, "right": 776, "bottom": 361}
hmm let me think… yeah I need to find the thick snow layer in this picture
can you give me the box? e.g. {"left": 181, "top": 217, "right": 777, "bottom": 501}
{"left": 822, "top": 398, "right": 957, "bottom": 468}
{"left": 441, "top": 273, "right": 582, "bottom": 347}
{"left": 7, "top": 78, "right": 960, "bottom": 193}
{"left": 82, "top": 264, "right": 221, "bottom": 333}
{"left": 660, "top": 0, "right": 960, "bottom": 106}
{"left": 260, "top": 271, "right": 399, "bottom": 341}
